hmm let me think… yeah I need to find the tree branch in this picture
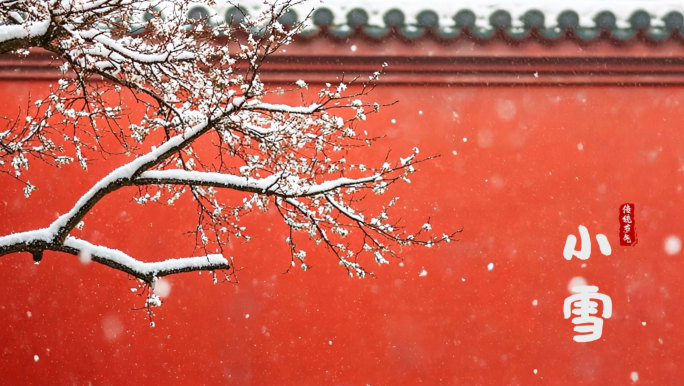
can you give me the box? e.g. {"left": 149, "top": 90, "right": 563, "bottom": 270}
{"left": 133, "top": 169, "right": 381, "bottom": 197}
{"left": 0, "top": 229, "right": 229, "bottom": 282}
{"left": 48, "top": 104, "right": 243, "bottom": 243}
{"left": 61, "top": 237, "right": 230, "bottom": 282}
{"left": 0, "top": 0, "right": 455, "bottom": 289}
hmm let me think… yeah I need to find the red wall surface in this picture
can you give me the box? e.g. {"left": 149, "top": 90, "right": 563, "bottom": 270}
{"left": 1, "top": 73, "right": 684, "bottom": 384}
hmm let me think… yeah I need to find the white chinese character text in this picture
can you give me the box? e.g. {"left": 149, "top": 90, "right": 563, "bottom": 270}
{"left": 563, "top": 285, "right": 612, "bottom": 342}
{"left": 563, "top": 225, "right": 611, "bottom": 260}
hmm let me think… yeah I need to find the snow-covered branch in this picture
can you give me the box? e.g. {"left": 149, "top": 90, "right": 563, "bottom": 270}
{"left": 244, "top": 101, "right": 322, "bottom": 114}
{"left": 47, "top": 111, "right": 222, "bottom": 242}
{"left": 0, "top": 0, "right": 456, "bottom": 303}
{"left": 0, "top": 229, "right": 229, "bottom": 282}
{"left": 61, "top": 237, "right": 230, "bottom": 281}
{"left": 134, "top": 169, "right": 382, "bottom": 197}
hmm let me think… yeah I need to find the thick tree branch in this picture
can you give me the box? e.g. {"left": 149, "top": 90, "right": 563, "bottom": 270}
{"left": 61, "top": 237, "right": 230, "bottom": 282}
{"left": 48, "top": 104, "right": 244, "bottom": 243}
{"left": 0, "top": 229, "right": 229, "bottom": 282}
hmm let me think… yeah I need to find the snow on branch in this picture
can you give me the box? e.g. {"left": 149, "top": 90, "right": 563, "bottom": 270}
{"left": 244, "top": 102, "right": 322, "bottom": 114}
{"left": 70, "top": 28, "right": 196, "bottom": 64}
{"left": 0, "top": 0, "right": 457, "bottom": 304}
{"left": 0, "top": 228, "right": 229, "bottom": 282}
{"left": 134, "top": 169, "right": 381, "bottom": 197}
{"left": 47, "top": 113, "right": 219, "bottom": 241}
{"left": 61, "top": 237, "right": 230, "bottom": 281}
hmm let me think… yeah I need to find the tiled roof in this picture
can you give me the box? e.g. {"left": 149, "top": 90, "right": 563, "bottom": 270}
{"left": 186, "top": 5, "right": 684, "bottom": 43}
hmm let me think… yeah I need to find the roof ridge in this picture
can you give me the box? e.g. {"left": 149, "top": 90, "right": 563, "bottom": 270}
{"left": 182, "top": 5, "right": 684, "bottom": 42}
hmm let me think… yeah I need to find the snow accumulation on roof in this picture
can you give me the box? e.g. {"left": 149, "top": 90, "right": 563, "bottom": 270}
{"left": 185, "top": 1, "right": 684, "bottom": 41}
{"left": 210, "top": 0, "right": 684, "bottom": 29}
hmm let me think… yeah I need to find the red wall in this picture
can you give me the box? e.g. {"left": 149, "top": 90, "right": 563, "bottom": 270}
{"left": 1, "top": 78, "right": 683, "bottom": 384}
